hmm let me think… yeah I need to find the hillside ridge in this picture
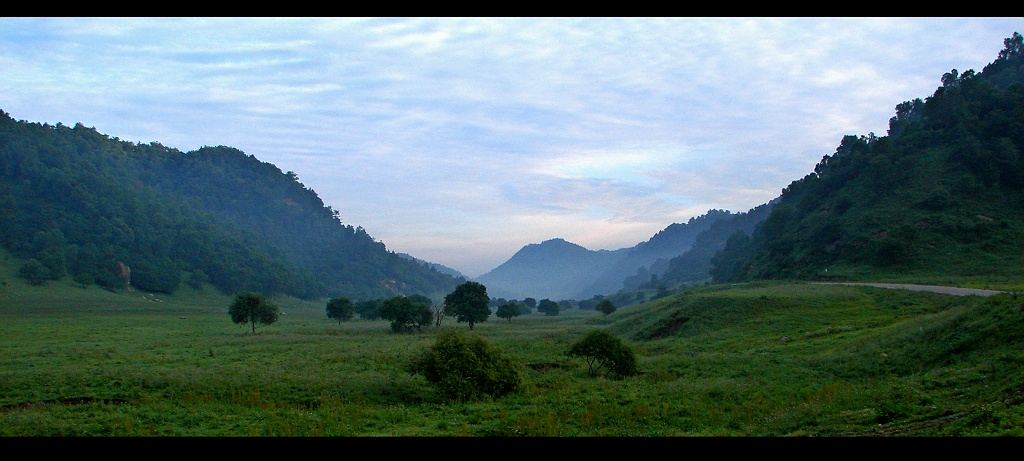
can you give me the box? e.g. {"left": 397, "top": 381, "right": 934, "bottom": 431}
{"left": 0, "top": 113, "right": 463, "bottom": 300}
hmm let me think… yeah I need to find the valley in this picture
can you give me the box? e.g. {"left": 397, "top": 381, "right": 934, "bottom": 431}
{"left": 2, "top": 30, "right": 1024, "bottom": 438}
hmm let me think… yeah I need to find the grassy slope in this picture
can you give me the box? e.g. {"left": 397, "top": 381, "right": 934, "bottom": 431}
{"left": 2, "top": 250, "right": 1024, "bottom": 436}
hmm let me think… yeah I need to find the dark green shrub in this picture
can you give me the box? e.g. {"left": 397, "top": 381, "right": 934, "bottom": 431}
{"left": 537, "top": 298, "right": 559, "bottom": 316}
{"left": 354, "top": 299, "right": 383, "bottom": 320}
{"left": 129, "top": 257, "right": 181, "bottom": 294}
{"left": 186, "top": 269, "right": 209, "bottom": 290}
{"left": 18, "top": 259, "right": 50, "bottom": 286}
{"left": 407, "top": 329, "right": 521, "bottom": 401}
{"left": 567, "top": 329, "right": 639, "bottom": 379}
{"left": 496, "top": 303, "right": 521, "bottom": 322}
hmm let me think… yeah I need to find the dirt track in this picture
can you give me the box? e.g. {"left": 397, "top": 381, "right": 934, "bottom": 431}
{"left": 825, "top": 282, "right": 1006, "bottom": 297}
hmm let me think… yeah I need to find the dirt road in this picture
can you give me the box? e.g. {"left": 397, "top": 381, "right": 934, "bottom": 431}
{"left": 825, "top": 282, "right": 1006, "bottom": 297}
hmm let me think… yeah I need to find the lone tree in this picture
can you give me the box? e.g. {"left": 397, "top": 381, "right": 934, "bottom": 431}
{"left": 407, "top": 329, "right": 521, "bottom": 401}
{"left": 326, "top": 296, "right": 355, "bottom": 324}
{"left": 567, "top": 329, "right": 639, "bottom": 379}
{"left": 596, "top": 299, "right": 617, "bottom": 318}
{"left": 537, "top": 298, "right": 560, "bottom": 316}
{"left": 495, "top": 303, "right": 521, "bottom": 322}
{"left": 229, "top": 292, "right": 280, "bottom": 334}
{"left": 380, "top": 296, "right": 433, "bottom": 333}
{"left": 444, "top": 281, "right": 491, "bottom": 330}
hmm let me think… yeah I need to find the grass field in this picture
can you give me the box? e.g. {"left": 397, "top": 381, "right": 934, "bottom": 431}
{"left": 2, "top": 267, "right": 1024, "bottom": 436}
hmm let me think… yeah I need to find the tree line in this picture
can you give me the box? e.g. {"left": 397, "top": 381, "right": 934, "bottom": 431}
{"left": 229, "top": 280, "right": 634, "bottom": 404}
{"left": 316, "top": 280, "right": 623, "bottom": 332}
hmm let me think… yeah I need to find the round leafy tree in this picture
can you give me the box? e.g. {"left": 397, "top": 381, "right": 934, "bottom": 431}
{"left": 407, "top": 329, "right": 521, "bottom": 401}
{"left": 495, "top": 303, "right": 521, "bottom": 322}
{"left": 444, "top": 281, "right": 490, "bottom": 329}
{"left": 326, "top": 296, "right": 355, "bottom": 324}
{"left": 596, "top": 299, "right": 617, "bottom": 318}
{"left": 537, "top": 298, "right": 560, "bottom": 316}
{"left": 229, "top": 292, "right": 280, "bottom": 334}
{"left": 567, "top": 329, "right": 638, "bottom": 379}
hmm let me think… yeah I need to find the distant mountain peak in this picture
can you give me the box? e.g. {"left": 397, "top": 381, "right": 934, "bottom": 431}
{"left": 530, "top": 237, "right": 578, "bottom": 247}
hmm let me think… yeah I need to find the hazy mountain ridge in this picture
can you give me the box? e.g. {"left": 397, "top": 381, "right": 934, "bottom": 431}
{"left": 576, "top": 209, "right": 735, "bottom": 297}
{"left": 475, "top": 210, "right": 737, "bottom": 300}
{"left": 651, "top": 202, "right": 776, "bottom": 288}
{"left": 397, "top": 252, "right": 467, "bottom": 279}
{"left": 474, "top": 238, "right": 624, "bottom": 300}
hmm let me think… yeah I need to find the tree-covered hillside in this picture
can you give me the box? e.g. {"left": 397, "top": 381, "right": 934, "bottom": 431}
{"left": 712, "top": 32, "right": 1024, "bottom": 283}
{"left": 0, "top": 113, "right": 463, "bottom": 300}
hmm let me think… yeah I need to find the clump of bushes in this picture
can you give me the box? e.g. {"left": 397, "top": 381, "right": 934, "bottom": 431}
{"left": 407, "top": 329, "right": 521, "bottom": 401}
{"left": 18, "top": 259, "right": 51, "bottom": 286}
{"left": 380, "top": 296, "right": 433, "bottom": 333}
{"left": 567, "top": 329, "right": 639, "bottom": 379}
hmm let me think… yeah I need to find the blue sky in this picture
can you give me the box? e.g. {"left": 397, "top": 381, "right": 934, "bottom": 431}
{"left": 2, "top": 17, "right": 1021, "bottom": 277}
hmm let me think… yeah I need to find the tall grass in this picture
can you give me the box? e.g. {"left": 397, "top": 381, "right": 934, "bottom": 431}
{"left": 2, "top": 273, "right": 1023, "bottom": 436}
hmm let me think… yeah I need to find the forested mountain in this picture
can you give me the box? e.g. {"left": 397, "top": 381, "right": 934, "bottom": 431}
{"left": 0, "top": 114, "right": 464, "bottom": 300}
{"left": 710, "top": 32, "right": 1024, "bottom": 283}
{"left": 475, "top": 209, "right": 735, "bottom": 300}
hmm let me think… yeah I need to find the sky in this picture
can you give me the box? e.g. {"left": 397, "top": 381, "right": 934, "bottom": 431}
{"left": 2, "top": 17, "right": 1022, "bottom": 277}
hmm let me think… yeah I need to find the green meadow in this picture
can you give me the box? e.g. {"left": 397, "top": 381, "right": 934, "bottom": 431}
{"left": 2, "top": 268, "right": 1024, "bottom": 436}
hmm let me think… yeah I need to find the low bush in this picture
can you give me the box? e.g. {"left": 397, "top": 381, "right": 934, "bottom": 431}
{"left": 567, "top": 329, "right": 639, "bottom": 379}
{"left": 407, "top": 329, "right": 521, "bottom": 401}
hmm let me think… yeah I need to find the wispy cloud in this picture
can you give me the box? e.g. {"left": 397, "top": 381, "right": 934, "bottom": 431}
{"left": 2, "top": 17, "right": 1020, "bottom": 276}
